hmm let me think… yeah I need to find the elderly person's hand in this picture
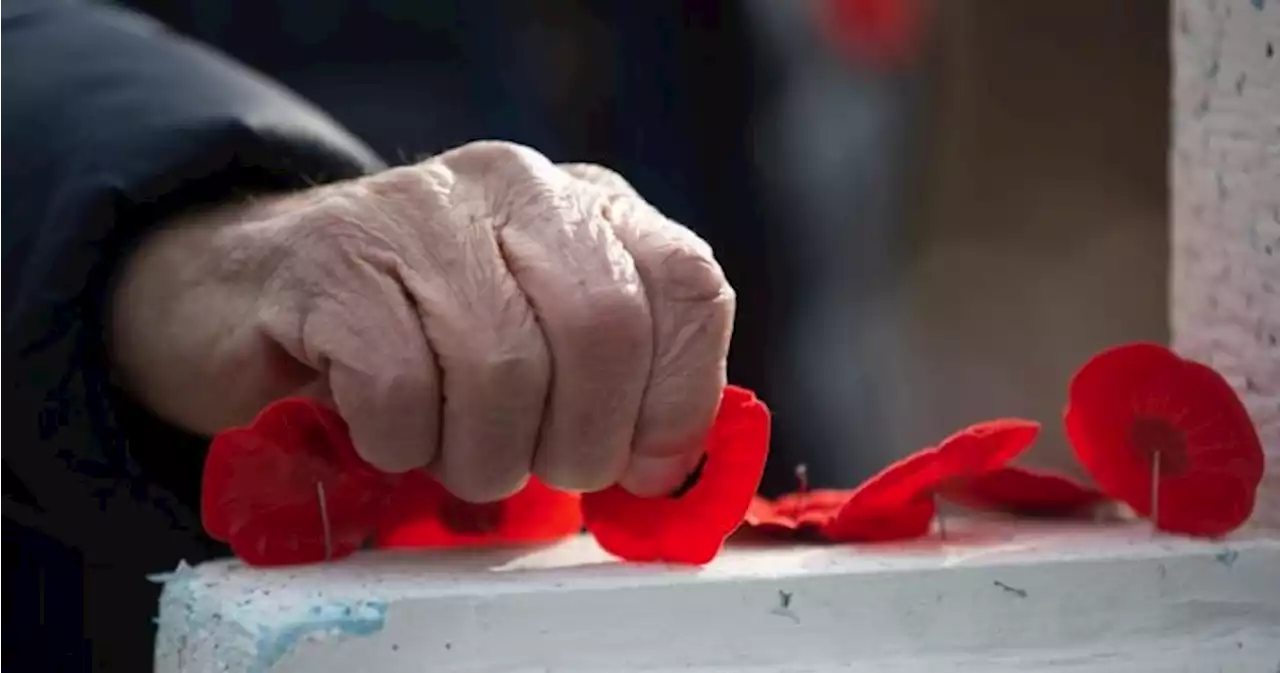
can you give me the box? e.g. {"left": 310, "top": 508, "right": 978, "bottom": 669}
{"left": 110, "top": 141, "right": 735, "bottom": 501}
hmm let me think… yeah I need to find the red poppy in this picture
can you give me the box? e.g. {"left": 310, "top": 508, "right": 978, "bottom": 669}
{"left": 933, "top": 419, "right": 1043, "bottom": 475}
{"left": 824, "top": 497, "right": 939, "bottom": 543}
{"left": 744, "top": 490, "right": 854, "bottom": 539}
{"left": 374, "top": 471, "right": 583, "bottom": 549}
{"left": 939, "top": 466, "right": 1106, "bottom": 516}
{"left": 582, "top": 385, "right": 771, "bottom": 565}
{"left": 821, "top": 0, "right": 927, "bottom": 66}
{"left": 1064, "top": 342, "right": 1265, "bottom": 537}
{"left": 202, "top": 398, "right": 400, "bottom": 567}
{"left": 820, "top": 448, "right": 942, "bottom": 542}
{"left": 821, "top": 419, "right": 1039, "bottom": 541}
{"left": 743, "top": 466, "right": 938, "bottom": 544}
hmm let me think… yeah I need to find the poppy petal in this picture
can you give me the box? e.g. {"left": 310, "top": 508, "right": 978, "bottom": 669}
{"left": 375, "top": 472, "right": 583, "bottom": 549}
{"left": 201, "top": 428, "right": 250, "bottom": 541}
{"left": 1065, "top": 343, "right": 1185, "bottom": 504}
{"left": 841, "top": 448, "right": 944, "bottom": 511}
{"left": 1065, "top": 342, "right": 1265, "bottom": 537}
{"left": 244, "top": 398, "right": 342, "bottom": 458}
{"left": 939, "top": 466, "right": 1106, "bottom": 516}
{"left": 1175, "top": 360, "right": 1266, "bottom": 482}
{"left": 1156, "top": 471, "right": 1257, "bottom": 538}
{"left": 812, "top": 419, "right": 1038, "bottom": 543}
{"left": 201, "top": 398, "right": 399, "bottom": 566}
{"left": 582, "top": 385, "right": 771, "bottom": 565}
{"left": 226, "top": 489, "right": 375, "bottom": 567}
{"left": 743, "top": 490, "right": 853, "bottom": 538}
{"left": 203, "top": 399, "right": 356, "bottom": 540}
{"left": 820, "top": 497, "right": 937, "bottom": 542}
{"left": 743, "top": 496, "right": 796, "bottom": 536}
{"left": 819, "top": 448, "right": 941, "bottom": 542}
{"left": 934, "top": 419, "right": 1041, "bottom": 475}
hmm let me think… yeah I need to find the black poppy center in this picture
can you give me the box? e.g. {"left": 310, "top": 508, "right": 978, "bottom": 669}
{"left": 1128, "top": 416, "right": 1190, "bottom": 476}
{"left": 669, "top": 454, "right": 709, "bottom": 499}
{"left": 440, "top": 496, "right": 505, "bottom": 534}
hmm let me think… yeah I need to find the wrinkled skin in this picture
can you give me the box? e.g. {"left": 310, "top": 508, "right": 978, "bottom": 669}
{"left": 110, "top": 141, "right": 735, "bottom": 501}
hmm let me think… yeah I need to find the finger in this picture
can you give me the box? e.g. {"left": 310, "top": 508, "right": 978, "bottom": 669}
{"left": 561, "top": 164, "right": 736, "bottom": 497}
{"left": 368, "top": 159, "right": 551, "bottom": 503}
{"left": 443, "top": 143, "right": 651, "bottom": 493}
{"left": 272, "top": 239, "right": 441, "bottom": 474}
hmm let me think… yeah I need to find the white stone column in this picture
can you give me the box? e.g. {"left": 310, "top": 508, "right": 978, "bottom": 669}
{"left": 1170, "top": 0, "right": 1280, "bottom": 528}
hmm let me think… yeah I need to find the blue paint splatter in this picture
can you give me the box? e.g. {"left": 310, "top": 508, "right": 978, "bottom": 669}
{"left": 1215, "top": 549, "right": 1239, "bottom": 568}
{"left": 151, "top": 563, "right": 390, "bottom": 671}
{"left": 250, "top": 600, "right": 388, "bottom": 673}
{"left": 1251, "top": 0, "right": 1265, "bottom": 11}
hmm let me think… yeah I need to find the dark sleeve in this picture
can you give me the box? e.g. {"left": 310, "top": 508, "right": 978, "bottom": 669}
{"left": 1, "top": 1, "right": 386, "bottom": 669}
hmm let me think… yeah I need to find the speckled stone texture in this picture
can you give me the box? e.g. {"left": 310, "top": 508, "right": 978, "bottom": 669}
{"left": 153, "top": 523, "right": 1280, "bottom": 673}
{"left": 1171, "top": 0, "right": 1280, "bottom": 528}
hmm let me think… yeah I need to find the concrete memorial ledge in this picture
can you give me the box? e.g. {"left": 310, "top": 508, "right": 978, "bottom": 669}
{"left": 155, "top": 520, "right": 1279, "bottom": 673}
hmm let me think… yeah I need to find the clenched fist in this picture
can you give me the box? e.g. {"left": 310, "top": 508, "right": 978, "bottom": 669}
{"left": 110, "top": 141, "right": 735, "bottom": 501}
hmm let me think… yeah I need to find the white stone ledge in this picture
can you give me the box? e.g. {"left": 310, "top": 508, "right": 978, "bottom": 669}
{"left": 156, "top": 520, "right": 1280, "bottom": 673}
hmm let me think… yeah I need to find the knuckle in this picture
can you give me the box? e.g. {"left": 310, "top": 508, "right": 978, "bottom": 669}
{"left": 434, "top": 142, "right": 567, "bottom": 228}
{"left": 438, "top": 140, "right": 556, "bottom": 184}
{"left": 562, "top": 163, "right": 635, "bottom": 194}
{"left": 368, "top": 163, "right": 431, "bottom": 193}
{"left": 468, "top": 140, "right": 545, "bottom": 166}
{"left": 654, "top": 236, "right": 735, "bottom": 308}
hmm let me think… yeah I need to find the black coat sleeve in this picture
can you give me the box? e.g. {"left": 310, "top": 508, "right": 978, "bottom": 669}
{"left": 2, "top": 1, "right": 386, "bottom": 669}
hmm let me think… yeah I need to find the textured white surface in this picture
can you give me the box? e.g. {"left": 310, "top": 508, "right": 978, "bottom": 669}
{"left": 155, "top": 521, "right": 1280, "bottom": 673}
{"left": 1170, "top": 0, "right": 1280, "bottom": 527}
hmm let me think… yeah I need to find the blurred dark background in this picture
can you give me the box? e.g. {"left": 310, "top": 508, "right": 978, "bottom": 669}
{"left": 119, "top": 0, "right": 1170, "bottom": 493}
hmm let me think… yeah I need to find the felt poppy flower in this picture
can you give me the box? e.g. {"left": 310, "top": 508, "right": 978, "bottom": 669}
{"left": 821, "top": 0, "right": 926, "bottom": 66}
{"left": 744, "top": 490, "right": 855, "bottom": 539}
{"left": 932, "top": 419, "right": 1043, "bottom": 475}
{"left": 822, "top": 419, "right": 1040, "bottom": 541}
{"left": 202, "top": 398, "right": 400, "bottom": 567}
{"left": 374, "top": 471, "right": 583, "bottom": 549}
{"left": 1064, "top": 342, "right": 1265, "bottom": 537}
{"left": 823, "top": 497, "right": 940, "bottom": 542}
{"left": 820, "top": 448, "right": 942, "bottom": 542}
{"left": 742, "top": 453, "right": 938, "bottom": 543}
{"left": 939, "top": 466, "right": 1106, "bottom": 517}
{"left": 582, "top": 385, "right": 771, "bottom": 565}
